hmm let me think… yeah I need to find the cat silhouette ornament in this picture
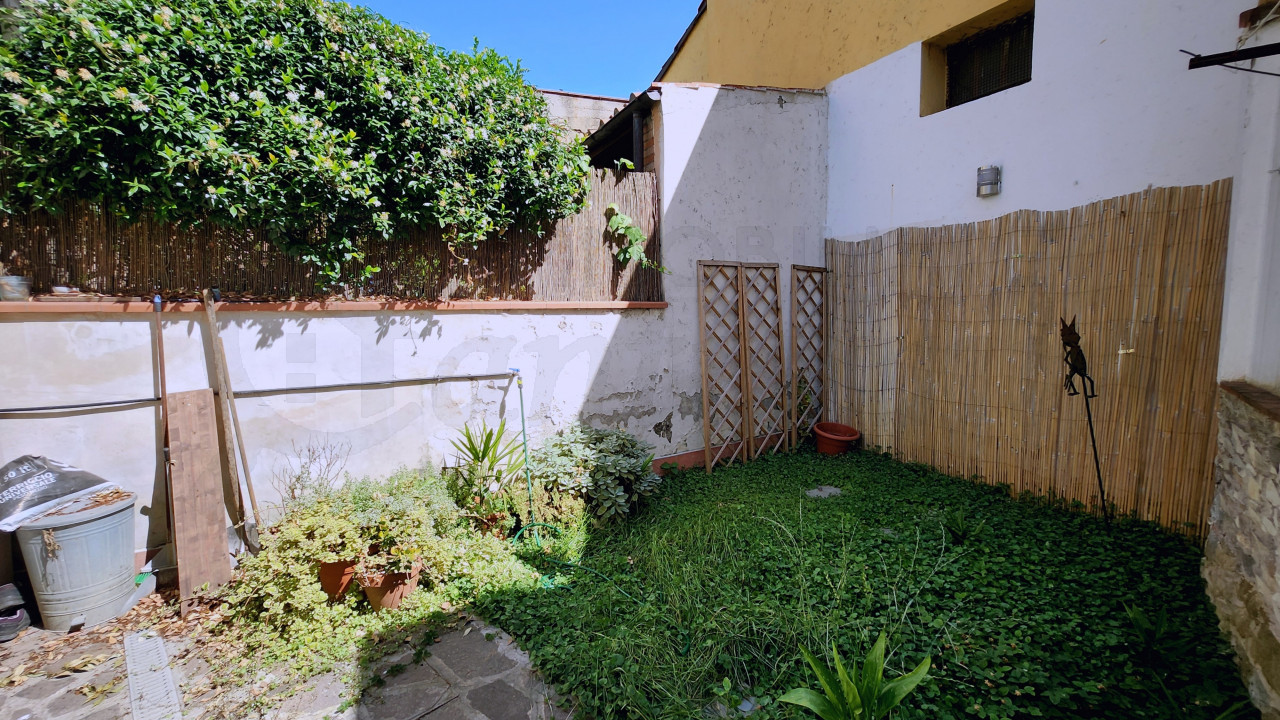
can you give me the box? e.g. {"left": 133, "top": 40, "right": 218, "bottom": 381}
{"left": 1060, "top": 316, "right": 1097, "bottom": 398}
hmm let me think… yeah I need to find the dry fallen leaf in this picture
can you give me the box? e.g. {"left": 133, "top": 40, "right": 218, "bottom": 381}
{"left": 0, "top": 663, "right": 30, "bottom": 687}
{"left": 51, "top": 653, "right": 114, "bottom": 677}
{"left": 76, "top": 676, "right": 123, "bottom": 706}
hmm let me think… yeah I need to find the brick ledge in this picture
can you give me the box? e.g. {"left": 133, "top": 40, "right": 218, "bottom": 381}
{"left": 0, "top": 299, "right": 667, "bottom": 314}
{"left": 1221, "top": 381, "right": 1280, "bottom": 424}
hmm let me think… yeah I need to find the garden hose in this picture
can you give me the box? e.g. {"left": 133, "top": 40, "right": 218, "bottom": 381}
{"left": 508, "top": 368, "right": 641, "bottom": 605}
{"left": 510, "top": 368, "right": 542, "bottom": 547}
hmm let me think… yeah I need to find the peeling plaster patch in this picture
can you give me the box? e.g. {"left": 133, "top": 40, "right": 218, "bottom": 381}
{"left": 652, "top": 412, "right": 673, "bottom": 442}
{"left": 583, "top": 404, "right": 659, "bottom": 430}
{"left": 677, "top": 391, "right": 702, "bottom": 420}
{"left": 592, "top": 389, "right": 645, "bottom": 405}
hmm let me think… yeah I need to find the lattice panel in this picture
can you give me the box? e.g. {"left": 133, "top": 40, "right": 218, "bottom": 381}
{"left": 791, "top": 266, "right": 826, "bottom": 445}
{"left": 743, "top": 264, "right": 788, "bottom": 458}
{"left": 698, "top": 262, "right": 746, "bottom": 470}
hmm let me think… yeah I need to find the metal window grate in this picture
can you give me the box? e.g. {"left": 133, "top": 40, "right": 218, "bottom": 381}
{"left": 946, "top": 12, "right": 1034, "bottom": 108}
{"left": 125, "top": 630, "right": 184, "bottom": 720}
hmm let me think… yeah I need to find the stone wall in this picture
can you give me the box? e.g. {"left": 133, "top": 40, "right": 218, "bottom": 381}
{"left": 1203, "top": 383, "right": 1280, "bottom": 719}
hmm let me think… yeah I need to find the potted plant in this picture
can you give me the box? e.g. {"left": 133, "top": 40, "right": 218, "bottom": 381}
{"left": 310, "top": 503, "right": 363, "bottom": 601}
{"left": 346, "top": 472, "right": 455, "bottom": 611}
{"left": 352, "top": 510, "right": 425, "bottom": 611}
{"left": 446, "top": 420, "right": 525, "bottom": 536}
{"left": 279, "top": 496, "right": 363, "bottom": 600}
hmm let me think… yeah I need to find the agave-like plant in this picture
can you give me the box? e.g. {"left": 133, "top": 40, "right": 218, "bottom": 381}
{"left": 780, "top": 633, "right": 931, "bottom": 720}
{"left": 942, "top": 507, "right": 987, "bottom": 546}
{"left": 448, "top": 419, "right": 525, "bottom": 510}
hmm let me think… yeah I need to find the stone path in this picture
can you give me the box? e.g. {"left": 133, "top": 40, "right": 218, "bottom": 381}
{"left": 1, "top": 616, "right": 565, "bottom": 720}
{"left": 349, "top": 617, "right": 565, "bottom": 720}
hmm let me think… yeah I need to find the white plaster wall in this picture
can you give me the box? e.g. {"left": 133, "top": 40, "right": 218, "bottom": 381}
{"left": 0, "top": 308, "right": 672, "bottom": 557}
{"left": 0, "top": 84, "right": 830, "bottom": 564}
{"left": 656, "top": 83, "right": 829, "bottom": 455}
{"left": 825, "top": 0, "right": 1248, "bottom": 240}
{"left": 1220, "top": 22, "right": 1280, "bottom": 394}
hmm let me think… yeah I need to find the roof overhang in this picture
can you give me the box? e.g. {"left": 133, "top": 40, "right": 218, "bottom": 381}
{"left": 584, "top": 88, "right": 661, "bottom": 154}
{"left": 654, "top": 0, "right": 707, "bottom": 83}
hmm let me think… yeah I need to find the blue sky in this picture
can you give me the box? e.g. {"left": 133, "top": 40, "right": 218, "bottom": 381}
{"left": 356, "top": 1, "right": 699, "bottom": 99}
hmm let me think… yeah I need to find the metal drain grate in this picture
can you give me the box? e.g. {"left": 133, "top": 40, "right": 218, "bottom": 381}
{"left": 124, "top": 630, "right": 183, "bottom": 720}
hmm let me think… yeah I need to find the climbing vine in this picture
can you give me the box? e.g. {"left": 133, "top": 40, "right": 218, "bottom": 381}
{"left": 0, "top": 0, "right": 591, "bottom": 282}
{"left": 606, "top": 202, "right": 666, "bottom": 273}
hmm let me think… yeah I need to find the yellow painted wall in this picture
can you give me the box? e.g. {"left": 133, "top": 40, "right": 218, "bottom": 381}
{"left": 662, "top": 0, "right": 1010, "bottom": 89}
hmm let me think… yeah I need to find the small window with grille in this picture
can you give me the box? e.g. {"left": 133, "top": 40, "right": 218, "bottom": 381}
{"left": 920, "top": 2, "right": 1034, "bottom": 116}
{"left": 945, "top": 12, "right": 1034, "bottom": 108}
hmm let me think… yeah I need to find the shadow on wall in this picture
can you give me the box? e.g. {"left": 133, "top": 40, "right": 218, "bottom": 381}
{"left": 0, "top": 85, "right": 828, "bottom": 573}
{"left": 578, "top": 85, "right": 829, "bottom": 460}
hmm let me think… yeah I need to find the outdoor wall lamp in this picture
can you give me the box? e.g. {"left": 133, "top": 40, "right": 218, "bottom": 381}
{"left": 977, "top": 165, "right": 1002, "bottom": 197}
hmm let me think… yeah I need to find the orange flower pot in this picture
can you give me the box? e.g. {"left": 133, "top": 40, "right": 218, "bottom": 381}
{"left": 813, "top": 422, "right": 860, "bottom": 455}
{"left": 318, "top": 559, "right": 358, "bottom": 600}
{"left": 359, "top": 564, "right": 422, "bottom": 612}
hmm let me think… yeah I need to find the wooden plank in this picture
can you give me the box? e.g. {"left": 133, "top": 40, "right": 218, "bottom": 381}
{"left": 790, "top": 266, "right": 800, "bottom": 448}
{"left": 697, "top": 262, "right": 714, "bottom": 474}
{"left": 201, "top": 291, "right": 248, "bottom": 536}
{"left": 166, "top": 389, "right": 233, "bottom": 615}
{"left": 203, "top": 290, "right": 261, "bottom": 533}
{"left": 737, "top": 265, "right": 755, "bottom": 458}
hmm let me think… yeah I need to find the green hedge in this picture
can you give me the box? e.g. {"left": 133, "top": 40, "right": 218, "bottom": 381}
{"left": 0, "top": 0, "right": 590, "bottom": 281}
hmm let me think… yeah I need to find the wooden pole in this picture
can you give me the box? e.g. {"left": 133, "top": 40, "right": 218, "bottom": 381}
{"left": 153, "top": 295, "right": 174, "bottom": 553}
{"left": 202, "top": 290, "right": 262, "bottom": 537}
{"left": 697, "top": 263, "right": 714, "bottom": 474}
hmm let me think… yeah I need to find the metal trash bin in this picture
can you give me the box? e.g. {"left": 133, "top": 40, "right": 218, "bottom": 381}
{"left": 16, "top": 490, "right": 136, "bottom": 631}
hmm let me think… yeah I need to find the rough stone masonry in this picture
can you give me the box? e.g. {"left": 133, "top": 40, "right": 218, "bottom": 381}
{"left": 1203, "top": 386, "right": 1280, "bottom": 720}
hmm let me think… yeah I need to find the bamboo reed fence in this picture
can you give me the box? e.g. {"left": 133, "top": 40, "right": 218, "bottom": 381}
{"left": 827, "top": 180, "right": 1232, "bottom": 536}
{"left": 0, "top": 169, "right": 662, "bottom": 302}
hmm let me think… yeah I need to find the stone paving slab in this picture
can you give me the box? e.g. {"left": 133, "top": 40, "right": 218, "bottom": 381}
{"left": 352, "top": 617, "right": 566, "bottom": 720}
{"left": 2, "top": 615, "right": 566, "bottom": 720}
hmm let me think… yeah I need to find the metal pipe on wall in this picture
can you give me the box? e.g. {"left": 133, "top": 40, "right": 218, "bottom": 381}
{"left": 0, "top": 370, "right": 516, "bottom": 415}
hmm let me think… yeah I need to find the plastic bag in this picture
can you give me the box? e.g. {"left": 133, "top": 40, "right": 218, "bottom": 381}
{"left": 0, "top": 456, "right": 115, "bottom": 531}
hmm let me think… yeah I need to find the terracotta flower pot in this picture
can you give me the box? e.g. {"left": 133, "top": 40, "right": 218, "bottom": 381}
{"left": 318, "top": 559, "right": 358, "bottom": 600}
{"left": 813, "top": 422, "right": 861, "bottom": 455}
{"left": 359, "top": 563, "right": 422, "bottom": 612}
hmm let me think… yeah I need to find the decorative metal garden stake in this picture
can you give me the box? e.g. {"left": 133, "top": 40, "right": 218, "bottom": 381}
{"left": 1060, "top": 316, "right": 1110, "bottom": 523}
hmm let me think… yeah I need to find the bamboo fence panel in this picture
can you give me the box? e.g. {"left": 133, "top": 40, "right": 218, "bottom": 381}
{"left": 826, "top": 231, "right": 899, "bottom": 449}
{"left": 825, "top": 180, "right": 1231, "bottom": 536}
{"left": 0, "top": 169, "right": 662, "bottom": 302}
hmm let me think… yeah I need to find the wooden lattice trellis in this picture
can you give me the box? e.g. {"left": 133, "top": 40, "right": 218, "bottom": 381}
{"left": 743, "top": 264, "right": 788, "bottom": 458}
{"left": 699, "top": 261, "right": 816, "bottom": 471}
{"left": 698, "top": 262, "right": 747, "bottom": 470}
{"left": 790, "top": 265, "right": 827, "bottom": 445}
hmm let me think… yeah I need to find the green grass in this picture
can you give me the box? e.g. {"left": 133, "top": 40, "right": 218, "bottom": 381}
{"left": 478, "top": 450, "right": 1254, "bottom": 719}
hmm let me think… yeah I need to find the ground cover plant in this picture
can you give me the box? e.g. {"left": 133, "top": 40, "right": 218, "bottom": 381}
{"left": 0, "top": 0, "right": 589, "bottom": 281}
{"left": 477, "top": 450, "right": 1255, "bottom": 719}
{"left": 529, "top": 424, "right": 663, "bottom": 524}
{"left": 191, "top": 467, "right": 534, "bottom": 715}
